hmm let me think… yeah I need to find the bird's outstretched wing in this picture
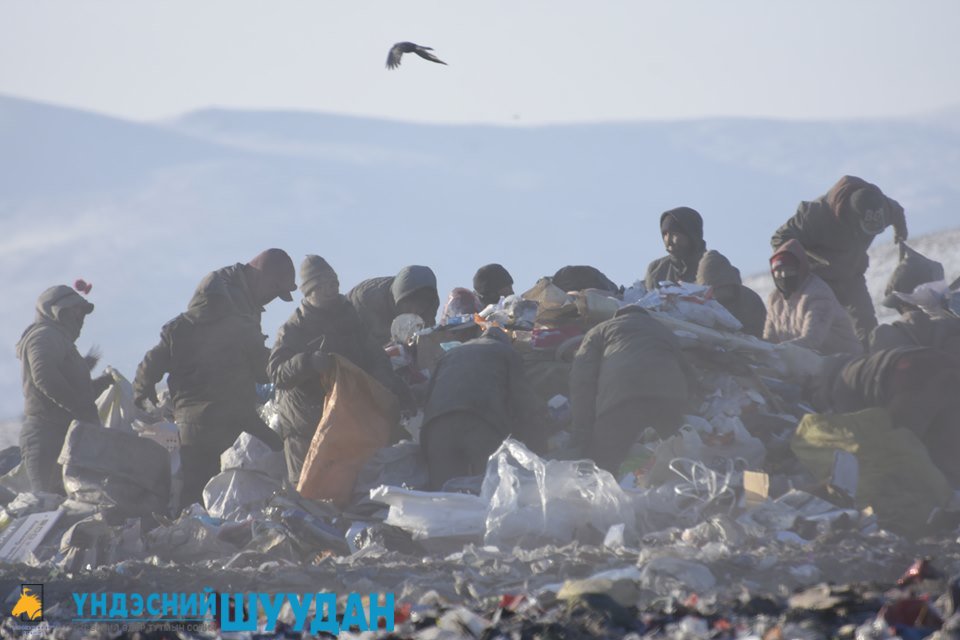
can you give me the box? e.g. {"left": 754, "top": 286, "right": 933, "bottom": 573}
{"left": 386, "top": 42, "right": 413, "bottom": 69}
{"left": 413, "top": 45, "right": 447, "bottom": 66}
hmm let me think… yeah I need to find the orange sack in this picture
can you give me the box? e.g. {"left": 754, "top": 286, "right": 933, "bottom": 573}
{"left": 297, "top": 355, "right": 400, "bottom": 507}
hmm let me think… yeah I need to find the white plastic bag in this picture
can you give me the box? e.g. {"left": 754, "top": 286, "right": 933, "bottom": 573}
{"left": 96, "top": 366, "right": 138, "bottom": 431}
{"left": 481, "top": 439, "right": 636, "bottom": 547}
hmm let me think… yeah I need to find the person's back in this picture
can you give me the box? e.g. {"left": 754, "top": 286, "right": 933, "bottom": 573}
{"left": 870, "top": 311, "right": 960, "bottom": 357}
{"left": 695, "top": 250, "right": 766, "bottom": 338}
{"left": 421, "top": 329, "right": 536, "bottom": 488}
{"left": 763, "top": 240, "right": 862, "bottom": 356}
{"left": 570, "top": 306, "right": 691, "bottom": 473}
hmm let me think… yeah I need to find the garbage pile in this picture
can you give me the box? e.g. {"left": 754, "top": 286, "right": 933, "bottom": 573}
{"left": 2, "top": 283, "right": 960, "bottom": 638}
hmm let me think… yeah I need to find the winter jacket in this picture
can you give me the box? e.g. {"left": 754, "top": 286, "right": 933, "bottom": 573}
{"left": 570, "top": 308, "right": 690, "bottom": 434}
{"left": 348, "top": 266, "right": 438, "bottom": 347}
{"left": 644, "top": 207, "right": 708, "bottom": 290}
{"left": 771, "top": 175, "right": 907, "bottom": 284}
{"left": 134, "top": 265, "right": 270, "bottom": 449}
{"left": 16, "top": 286, "right": 100, "bottom": 430}
{"left": 763, "top": 240, "right": 863, "bottom": 356}
{"left": 695, "top": 250, "right": 767, "bottom": 339}
{"left": 869, "top": 311, "right": 960, "bottom": 357}
{"left": 268, "top": 295, "right": 402, "bottom": 439}
{"left": 422, "top": 336, "right": 537, "bottom": 439}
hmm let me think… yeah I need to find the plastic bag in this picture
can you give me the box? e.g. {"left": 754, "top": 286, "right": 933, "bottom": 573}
{"left": 204, "top": 433, "right": 285, "bottom": 521}
{"left": 369, "top": 485, "right": 487, "bottom": 540}
{"left": 96, "top": 366, "right": 138, "bottom": 431}
{"left": 481, "top": 439, "right": 636, "bottom": 547}
{"left": 298, "top": 356, "right": 400, "bottom": 507}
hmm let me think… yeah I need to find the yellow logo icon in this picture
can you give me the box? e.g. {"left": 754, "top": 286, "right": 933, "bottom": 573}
{"left": 13, "top": 585, "right": 43, "bottom": 622}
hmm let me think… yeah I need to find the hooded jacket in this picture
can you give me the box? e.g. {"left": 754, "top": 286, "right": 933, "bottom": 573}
{"left": 16, "top": 286, "right": 99, "bottom": 429}
{"left": 134, "top": 265, "right": 270, "bottom": 448}
{"left": 348, "top": 266, "right": 438, "bottom": 347}
{"left": 695, "top": 250, "right": 767, "bottom": 339}
{"left": 763, "top": 240, "right": 863, "bottom": 356}
{"left": 771, "top": 176, "right": 907, "bottom": 283}
{"left": 570, "top": 307, "right": 690, "bottom": 434}
{"left": 268, "top": 295, "right": 402, "bottom": 439}
{"left": 422, "top": 335, "right": 537, "bottom": 439}
{"left": 644, "top": 207, "right": 708, "bottom": 290}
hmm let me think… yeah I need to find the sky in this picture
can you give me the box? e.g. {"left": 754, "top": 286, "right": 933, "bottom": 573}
{"left": 2, "top": 0, "right": 959, "bottom": 125}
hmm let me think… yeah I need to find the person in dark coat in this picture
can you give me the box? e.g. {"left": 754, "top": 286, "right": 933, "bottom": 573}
{"left": 771, "top": 175, "right": 908, "bottom": 343}
{"left": 695, "top": 250, "right": 767, "bottom": 339}
{"left": 421, "top": 327, "right": 539, "bottom": 489}
{"left": 268, "top": 255, "right": 406, "bottom": 484}
{"left": 134, "top": 249, "right": 294, "bottom": 509}
{"left": 552, "top": 265, "right": 620, "bottom": 294}
{"left": 473, "top": 264, "right": 514, "bottom": 308}
{"left": 813, "top": 347, "right": 960, "bottom": 486}
{"left": 868, "top": 244, "right": 960, "bottom": 356}
{"left": 347, "top": 265, "right": 439, "bottom": 348}
{"left": 644, "top": 207, "right": 708, "bottom": 290}
{"left": 569, "top": 305, "right": 693, "bottom": 474}
{"left": 16, "top": 285, "right": 111, "bottom": 493}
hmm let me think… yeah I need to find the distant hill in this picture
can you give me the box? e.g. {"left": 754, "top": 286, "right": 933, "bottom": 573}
{"left": 1, "top": 94, "right": 959, "bottom": 420}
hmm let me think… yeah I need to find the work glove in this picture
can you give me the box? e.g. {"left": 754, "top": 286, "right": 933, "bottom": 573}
{"left": 310, "top": 350, "right": 334, "bottom": 375}
{"left": 91, "top": 371, "right": 114, "bottom": 397}
{"left": 894, "top": 221, "right": 909, "bottom": 244}
{"left": 134, "top": 386, "right": 159, "bottom": 411}
{"left": 84, "top": 345, "right": 102, "bottom": 371}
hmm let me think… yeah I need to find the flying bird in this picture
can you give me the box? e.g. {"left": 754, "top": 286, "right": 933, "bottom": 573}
{"left": 386, "top": 42, "right": 447, "bottom": 70}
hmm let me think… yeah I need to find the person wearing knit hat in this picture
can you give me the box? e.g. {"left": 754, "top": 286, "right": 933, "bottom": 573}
{"left": 16, "top": 285, "right": 112, "bottom": 493}
{"left": 473, "top": 264, "right": 514, "bottom": 308}
{"left": 267, "top": 255, "right": 410, "bottom": 483}
{"left": 347, "top": 265, "right": 440, "bottom": 348}
{"left": 134, "top": 249, "right": 294, "bottom": 510}
{"left": 771, "top": 175, "right": 909, "bottom": 344}
{"left": 696, "top": 250, "right": 767, "bottom": 339}
{"left": 644, "top": 206, "right": 709, "bottom": 290}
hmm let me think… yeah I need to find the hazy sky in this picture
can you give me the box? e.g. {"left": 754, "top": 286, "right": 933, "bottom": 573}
{"left": 2, "top": 0, "right": 959, "bottom": 124}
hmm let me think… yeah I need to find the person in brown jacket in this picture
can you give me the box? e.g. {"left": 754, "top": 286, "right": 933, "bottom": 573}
{"left": 695, "top": 250, "right": 767, "bottom": 339}
{"left": 763, "top": 239, "right": 863, "bottom": 356}
{"left": 570, "top": 305, "right": 694, "bottom": 474}
{"left": 771, "top": 175, "right": 908, "bottom": 343}
{"left": 16, "top": 285, "right": 111, "bottom": 493}
{"left": 135, "top": 249, "right": 293, "bottom": 509}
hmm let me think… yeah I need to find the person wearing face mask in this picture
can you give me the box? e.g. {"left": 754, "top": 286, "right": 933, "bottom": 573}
{"left": 134, "top": 248, "right": 294, "bottom": 509}
{"left": 695, "top": 250, "right": 767, "bottom": 339}
{"left": 16, "top": 285, "right": 111, "bottom": 493}
{"left": 645, "top": 206, "right": 720, "bottom": 291}
{"left": 347, "top": 265, "right": 440, "bottom": 348}
{"left": 268, "top": 255, "right": 407, "bottom": 484}
{"left": 763, "top": 239, "right": 863, "bottom": 356}
{"left": 771, "top": 176, "right": 908, "bottom": 343}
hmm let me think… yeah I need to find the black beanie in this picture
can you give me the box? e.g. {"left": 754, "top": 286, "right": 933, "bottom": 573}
{"left": 473, "top": 264, "right": 513, "bottom": 301}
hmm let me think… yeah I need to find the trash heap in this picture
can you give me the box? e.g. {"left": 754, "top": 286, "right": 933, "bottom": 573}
{"left": 2, "top": 283, "right": 960, "bottom": 638}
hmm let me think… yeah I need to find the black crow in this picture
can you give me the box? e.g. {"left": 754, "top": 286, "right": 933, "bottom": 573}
{"left": 386, "top": 42, "right": 447, "bottom": 69}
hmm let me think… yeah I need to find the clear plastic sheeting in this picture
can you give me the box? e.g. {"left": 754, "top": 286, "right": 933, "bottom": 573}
{"left": 481, "top": 439, "right": 636, "bottom": 548}
{"left": 370, "top": 485, "right": 487, "bottom": 540}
